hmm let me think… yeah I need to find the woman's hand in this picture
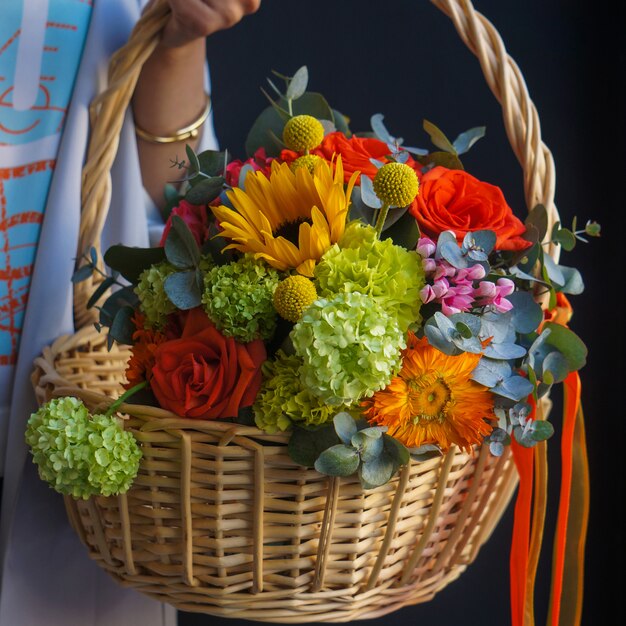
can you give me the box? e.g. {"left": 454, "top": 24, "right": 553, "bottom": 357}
{"left": 162, "top": 0, "right": 261, "bottom": 48}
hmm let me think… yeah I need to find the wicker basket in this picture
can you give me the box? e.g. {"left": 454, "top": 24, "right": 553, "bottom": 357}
{"left": 32, "top": 0, "right": 560, "bottom": 622}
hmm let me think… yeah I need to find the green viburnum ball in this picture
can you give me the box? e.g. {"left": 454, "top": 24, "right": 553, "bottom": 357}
{"left": 315, "top": 222, "right": 425, "bottom": 332}
{"left": 202, "top": 254, "right": 280, "bottom": 342}
{"left": 25, "top": 397, "right": 142, "bottom": 500}
{"left": 254, "top": 350, "right": 335, "bottom": 433}
{"left": 291, "top": 291, "right": 405, "bottom": 406}
{"left": 135, "top": 260, "right": 177, "bottom": 328}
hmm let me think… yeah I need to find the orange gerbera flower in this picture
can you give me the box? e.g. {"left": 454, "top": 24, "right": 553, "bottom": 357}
{"left": 362, "top": 333, "right": 494, "bottom": 452}
{"left": 124, "top": 314, "right": 167, "bottom": 389}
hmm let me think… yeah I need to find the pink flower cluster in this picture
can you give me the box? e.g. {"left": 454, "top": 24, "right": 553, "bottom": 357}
{"left": 417, "top": 237, "right": 515, "bottom": 316}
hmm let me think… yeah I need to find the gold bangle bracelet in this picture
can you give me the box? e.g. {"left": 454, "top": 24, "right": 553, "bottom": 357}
{"left": 135, "top": 94, "right": 211, "bottom": 144}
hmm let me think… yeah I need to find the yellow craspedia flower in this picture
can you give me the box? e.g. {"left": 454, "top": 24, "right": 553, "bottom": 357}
{"left": 373, "top": 162, "right": 419, "bottom": 207}
{"left": 291, "top": 154, "right": 324, "bottom": 174}
{"left": 283, "top": 115, "right": 325, "bottom": 152}
{"left": 273, "top": 275, "right": 317, "bottom": 322}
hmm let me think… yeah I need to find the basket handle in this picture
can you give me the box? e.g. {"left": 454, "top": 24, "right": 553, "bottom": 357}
{"left": 74, "top": 0, "right": 560, "bottom": 325}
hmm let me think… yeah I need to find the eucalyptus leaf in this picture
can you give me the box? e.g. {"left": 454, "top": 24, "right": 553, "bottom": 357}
{"left": 354, "top": 433, "right": 384, "bottom": 463}
{"left": 370, "top": 113, "right": 395, "bottom": 144}
{"left": 542, "top": 350, "right": 570, "bottom": 383}
{"left": 109, "top": 305, "right": 135, "bottom": 345}
{"left": 421, "top": 151, "right": 464, "bottom": 171}
{"left": 492, "top": 375, "right": 534, "bottom": 402}
{"left": 462, "top": 229, "right": 496, "bottom": 255}
{"left": 333, "top": 109, "right": 351, "bottom": 135}
{"left": 359, "top": 454, "right": 395, "bottom": 489}
{"left": 557, "top": 265, "right": 585, "bottom": 295}
{"left": 314, "top": 445, "right": 360, "bottom": 477}
{"left": 288, "top": 425, "right": 340, "bottom": 467}
{"left": 165, "top": 216, "right": 202, "bottom": 269}
{"left": 86, "top": 276, "right": 116, "bottom": 309}
{"left": 507, "top": 291, "right": 543, "bottom": 334}
{"left": 424, "top": 324, "right": 462, "bottom": 356}
{"left": 360, "top": 174, "right": 383, "bottom": 209}
{"left": 334, "top": 412, "right": 357, "bottom": 446}
{"left": 440, "top": 241, "right": 468, "bottom": 269}
{"left": 383, "top": 435, "right": 410, "bottom": 469}
{"left": 543, "top": 322, "right": 587, "bottom": 371}
{"left": 238, "top": 163, "right": 256, "bottom": 190}
{"left": 470, "top": 358, "right": 512, "bottom": 388}
{"left": 286, "top": 66, "right": 308, "bottom": 100}
{"left": 530, "top": 420, "right": 554, "bottom": 441}
{"left": 524, "top": 204, "right": 548, "bottom": 244}
{"left": 164, "top": 271, "right": 202, "bottom": 310}
{"left": 196, "top": 149, "right": 228, "bottom": 177}
{"left": 452, "top": 126, "right": 486, "bottom": 155}
{"left": 543, "top": 254, "right": 565, "bottom": 286}
{"left": 407, "top": 443, "right": 442, "bottom": 462}
{"left": 552, "top": 226, "right": 576, "bottom": 251}
{"left": 483, "top": 342, "right": 527, "bottom": 360}
{"left": 71, "top": 264, "right": 94, "bottom": 283}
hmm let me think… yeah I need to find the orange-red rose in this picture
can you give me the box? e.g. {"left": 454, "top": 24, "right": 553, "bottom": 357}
{"left": 150, "top": 308, "right": 266, "bottom": 419}
{"left": 410, "top": 166, "right": 530, "bottom": 251}
{"left": 281, "top": 131, "right": 421, "bottom": 183}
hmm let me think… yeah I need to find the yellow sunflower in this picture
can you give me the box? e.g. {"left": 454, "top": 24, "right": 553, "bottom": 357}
{"left": 362, "top": 333, "right": 494, "bottom": 452}
{"left": 211, "top": 157, "right": 358, "bottom": 277}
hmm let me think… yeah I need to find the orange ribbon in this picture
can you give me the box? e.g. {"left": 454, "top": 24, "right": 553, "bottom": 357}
{"left": 509, "top": 371, "right": 587, "bottom": 626}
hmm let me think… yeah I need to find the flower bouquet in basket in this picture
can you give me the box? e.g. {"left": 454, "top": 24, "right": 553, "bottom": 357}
{"left": 28, "top": 66, "right": 598, "bottom": 622}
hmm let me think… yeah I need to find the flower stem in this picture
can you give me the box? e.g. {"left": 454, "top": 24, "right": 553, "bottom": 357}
{"left": 105, "top": 381, "right": 148, "bottom": 418}
{"left": 374, "top": 202, "right": 390, "bottom": 237}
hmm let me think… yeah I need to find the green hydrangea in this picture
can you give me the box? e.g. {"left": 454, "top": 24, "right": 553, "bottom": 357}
{"left": 315, "top": 222, "right": 424, "bottom": 332}
{"left": 202, "top": 254, "right": 280, "bottom": 342}
{"left": 291, "top": 292, "right": 405, "bottom": 406}
{"left": 135, "top": 260, "right": 177, "bottom": 328}
{"left": 25, "top": 397, "right": 142, "bottom": 500}
{"left": 254, "top": 350, "right": 335, "bottom": 433}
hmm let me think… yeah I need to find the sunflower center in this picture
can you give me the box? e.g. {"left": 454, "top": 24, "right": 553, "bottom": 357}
{"left": 409, "top": 377, "right": 452, "bottom": 424}
{"left": 273, "top": 217, "right": 312, "bottom": 246}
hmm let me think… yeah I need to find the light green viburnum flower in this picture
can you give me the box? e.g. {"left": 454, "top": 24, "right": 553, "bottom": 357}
{"left": 315, "top": 222, "right": 424, "bottom": 332}
{"left": 202, "top": 254, "right": 281, "bottom": 342}
{"left": 291, "top": 291, "right": 405, "bottom": 406}
{"left": 253, "top": 350, "right": 335, "bottom": 433}
{"left": 135, "top": 260, "right": 177, "bottom": 328}
{"left": 25, "top": 397, "right": 142, "bottom": 500}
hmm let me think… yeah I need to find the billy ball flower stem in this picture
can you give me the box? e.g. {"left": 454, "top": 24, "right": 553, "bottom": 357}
{"left": 374, "top": 202, "right": 391, "bottom": 237}
{"left": 105, "top": 381, "right": 148, "bottom": 418}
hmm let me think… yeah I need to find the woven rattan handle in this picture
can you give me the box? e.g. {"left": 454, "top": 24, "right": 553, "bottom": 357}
{"left": 74, "top": 0, "right": 560, "bottom": 324}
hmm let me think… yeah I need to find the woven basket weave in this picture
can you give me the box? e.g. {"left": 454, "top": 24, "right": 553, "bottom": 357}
{"left": 32, "top": 0, "right": 560, "bottom": 621}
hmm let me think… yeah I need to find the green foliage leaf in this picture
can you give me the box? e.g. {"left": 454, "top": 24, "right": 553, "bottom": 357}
{"left": 557, "top": 265, "right": 585, "bottom": 295}
{"left": 185, "top": 145, "right": 200, "bottom": 175}
{"left": 543, "top": 322, "right": 587, "bottom": 371}
{"left": 383, "top": 434, "right": 410, "bottom": 469}
{"left": 196, "top": 150, "right": 228, "bottom": 177}
{"left": 584, "top": 220, "right": 601, "bottom": 237}
{"left": 245, "top": 92, "right": 334, "bottom": 157}
{"left": 165, "top": 216, "right": 201, "bottom": 269}
{"left": 551, "top": 224, "right": 576, "bottom": 251}
{"left": 164, "top": 271, "right": 202, "bottom": 310}
{"left": 381, "top": 208, "right": 420, "bottom": 250}
{"left": 423, "top": 119, "right": 456, "bottom": 153}
{"left": 314, "top": 444, "right": 360, "bottom": 477}
{"left": 288, "top": 425, "right": 340, "bottom": 467}
{"left": 452, "top": 126, "right": 486, "bottom": 155}
{"left": 524, "top": 204, "right": 548, "bottom": 244}
{"left": 184, "top": 176, "right": 225, "bottom": 205}
{"left": 420, "top": 151, "right": 464, "bottom": 171}
{"left": 103, "top": 245, "right": 166, "bottom": 284}
{"left": 530, "top": 420, "right": 555, "bottom": 442}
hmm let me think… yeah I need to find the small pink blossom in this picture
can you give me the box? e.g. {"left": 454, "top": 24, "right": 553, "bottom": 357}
{"left": 422, "top": 257, "right": 437, "bottom": 274}
{"left": 417, "top": 237, "right": 436, "bottom": 258}
{"left": 159, "top": 200, "right": 210, "bottom": 247}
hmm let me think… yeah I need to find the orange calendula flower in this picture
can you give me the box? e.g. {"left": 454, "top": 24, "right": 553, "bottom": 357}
{"left": 124, "top": 314, "right": 167, "bottom": 389}
{"left": 362, "top": 333, "right": 494, "bottom": 452}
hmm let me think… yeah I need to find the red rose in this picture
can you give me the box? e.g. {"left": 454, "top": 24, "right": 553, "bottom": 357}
{"left": 410, "top": 166, "right": 530, "bottom": 251}
{"left": 159, "top": 200, "right": 210, "bottom": 247}
{"left": 281, "top": 131, "right": 421, "bottom": 183}
{"left": 150, "top": 308, "right": 266, "bottom": 419}
{"left": 225, "top": 147, "right": 274, "bottom": 187}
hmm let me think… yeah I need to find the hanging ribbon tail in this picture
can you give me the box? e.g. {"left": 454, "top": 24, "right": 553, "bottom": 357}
{"left": 547, "top": 371, "right": 588, "bottom": 626}
{"left": 510, "top": 398, "right": 537, "bottom": 626}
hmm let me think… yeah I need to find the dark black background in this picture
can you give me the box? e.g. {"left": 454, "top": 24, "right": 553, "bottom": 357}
{"left": 181, "top": 1, "right": 625, "bottom": 624}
